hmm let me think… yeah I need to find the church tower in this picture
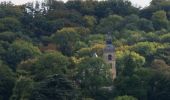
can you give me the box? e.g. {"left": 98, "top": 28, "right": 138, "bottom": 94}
{"left": 103, "top": 33, "right": 116, "bottom": 80}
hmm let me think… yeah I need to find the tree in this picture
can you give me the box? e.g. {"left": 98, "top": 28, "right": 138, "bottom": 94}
{"left": 0, "top": 4, "right": 23, "bottom": 18}
{"left": 148, "top": 65, "right": 170, "bottom": 100}
{"left": 116, "top": 51, "right": 145, "bottom": 76}
{"left": 46, "top": 9, "right": 83, "bottom": 26}
{"left": 76, "top": 57, "right": 112, "bottom": 99}
{"left": 151, "top": 59, "right": 169, "bottom": 70}
{"left": 76, "top": 47, "right": 92, "bottom": 58}
{"left": 152, "top": 10, "right": 169, "bottom": 30}
{"left": 131, "top": 42, "right": 165, "bottom": 64}
{"left": 0, "top": 61, "right": 15, "bottom": 100}
{"left": 160, "top": 33, "right": 170, "bottom": 43}
{"left": 47, "top": 0, "right": 65, "bottom": 10}
{"left": 137, "top": 18, "right": 154, "bottom": 32}
{"left": 114, "top": 95, "right": 138, "bottom": 100}
{"left": 156, "top": 47, "right": 170, "bottom": 65}
{"left": 10, "top": 77, "right": 33, "bottom": 100}
{"left": 123, "top": 14, "right": 140, "bottom": 31}
{"left": 51, "top": 27, "right": 80, "bottom": 56}
{"left": 83, "top": 15, "right": 97, "bottom": 30}
{"left": 0, "top": 41, "right": 10, "bottom": 60}
{"left": 87, "top": 34, "right": 105, "bottom": 45}
{"left": 142, "top": 32, "right": 160, "bottom": 42}
{"left": 5, "top": 40, "right": 41, "bottom": 70}
{"left": 76, "top": 43, "right": 104, "bottom": 58}
{"left": 0, "top": 17, "right": 21, "bottom": 32}
{"left": 30, "top": 74, "right": 78, "bottom": 100}
{"left": 151, "top": 0, "right": 167, "bottom": 6}
{"left": 76, "top": 0, "right": 96, "bottom": 15}
{"left": 96, "top": 15, "right": 123, "bottom": 33}
{"left": 114, "top": 68, "right": 153, "bottom": 100}
{"left": 18, "top": 51, "right": 70, "bottom": 81}
{"left": 94, "top": 0, "right": 138, "bottom": 18}
{"left": 124, "top": 30, "right": 142, "bottom": 44}
{"left": 0, "top": 31, "right": 18, "bottom": 42}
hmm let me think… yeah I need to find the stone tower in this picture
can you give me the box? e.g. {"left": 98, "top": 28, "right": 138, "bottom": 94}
{"left": 103, "top": 33, "right": 116, "bottom": 80}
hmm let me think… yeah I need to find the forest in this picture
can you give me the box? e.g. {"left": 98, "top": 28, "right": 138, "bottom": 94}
{"left": 0, "top": 0, "right": 170, "bottom": 100}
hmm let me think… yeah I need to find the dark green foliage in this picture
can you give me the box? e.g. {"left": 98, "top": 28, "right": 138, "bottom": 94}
{"left": 30, "top": 74, "right": 78, "bottom": 100}
{"left": 137, "top": 18, "right": 154, "bottom": 32}
{"left": 0, "top": 31, "right": 18, "bottom": 42}
{"left": 148, "top": 66, "right": 170, "bottom": 100}
{"left": 115, "top": 68, "right": 153, "bottom": 100}
{"left": 5, "top": 40, "right": 41, "bottom": 70}
{"left": 10, "top": 77, "right": 33, "bottom": 100}
{"left": 152, "top": 10, "right": 169, "bottom": 30}
{"left": 114, "top": 95, "right": 138, "bottom": 100}
{"left": 76, "top": 57, "right": 112, "bottom": 99}
{"left": 160, "top": 33, "right": 170, "bottom": 43}
{"left": 0, "top": 61, "right": 15, "bottom": 100}
{"left": 0, "top": 4, "right": 22, "bottom": 18}
{"left": 52, "top": 27, "right": 81, "bottom": 56}
{"left": 32, "top": 51, "right": 70, "bottom": 81}
{"left": 0, "top": 17, "right": 21, "bottom": 32}
{"left": 96, "top": 15, "right": 124, "bottom": 33}
{"left": 94, "top": 0, "right": 138, "bottom": 18}
{"left": 0, "top": 0, "right": 169, "bottom": 100}
{"left": 131, "top": 42, "right": 165, "bottom": 64}
{"left": 156, "top": 47, "right": 170, "bottom": 65}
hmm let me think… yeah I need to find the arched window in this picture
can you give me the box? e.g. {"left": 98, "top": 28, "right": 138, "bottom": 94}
{"left": 108, "top": 55, "right": 112, "bottom": 60}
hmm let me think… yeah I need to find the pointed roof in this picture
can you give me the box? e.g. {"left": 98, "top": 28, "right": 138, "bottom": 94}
{"left": 106, "top": 32, "right": 112, "bottom": 45}
{"left": 104, "top": 32, "right": 115, "bottom": 52}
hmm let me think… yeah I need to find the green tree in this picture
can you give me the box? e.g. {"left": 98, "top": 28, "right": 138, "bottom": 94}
{"left": 124, "top": 14, "right": 139, "bottom": 31}
{"left": 137, "top": 18, "right": 154, "bottom": 32}
{"left": 142, "top": 32, "right": 160, "bottom": 42}
{"left": 124, "top": 30, "right": 142, "bottom": 44}
{"left": 96, "top": 15, "right": 123, "bottom": 33}
{"left": 30, "top": 74, "right": 78, "bottom": 100}
{"left": 52, "top": 27, "right": 80, "bottom": 56}
{"left": 0, "top": 17, "right": 21, "bottom": 32}
{"left": 148, "top": 65, "right": 170, "bottom": 100}
{"left": 115, "top": 68, "right": 153, "bottom": 100}
{"left": 0, "top": 4, "right": 23, "bottom": 18}
{"left": 116, "top": 51, "right": 145, "bottom": 76}
{"left": 5, "top": 40, "right": 41, "bottom": 70}
{"left": 18, "top": 51, "right": 70, "bottom": 81}
{"left": 0, "top": 31, "right": 18, "bottom": 42}
{"left": 156, "top": 47, "right": 170, "bottom": 65}
{"left": 76, "top": 47, "right": 92, "bottom": 58}
{"left": 151, "top": 0, "right": 166, "bottom": 6}
{"left": 131, "top": 42, "right": 165, "bottom": 64}
{"left": 83, "top": 15, "right": 97, "bottom": 30}
{"left": 10, "top": 77, "right": 33, "bottom": 100}
{"left": 76, "top": 57, "right": 112, "bottom": 99}
{"left": 0, "top": 61, "right": 15, "bottom": 100}
{"left": 152, "top": 10, "right": 169, "bottom": 30}
{"left": 0, "top": 41, "right": 9, "bottom": 59}
{"left": 94, "top": 0, "right": 138, "bottom": 18}
{"left": 160, "top": 33, "right": 170, "bottom": 43}
{"left": 114, "top": 95, "right": 138, "bottom": 100}
{"left": 151, "top": 59, "right": 169, "bottom": 70}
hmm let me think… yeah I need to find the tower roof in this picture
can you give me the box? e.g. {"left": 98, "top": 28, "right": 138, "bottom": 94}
{"left": 104, "top": 33, "right": 115, "bottom": 52}
{"left": 106, "top": 32, "right": 112, "bottom": 44}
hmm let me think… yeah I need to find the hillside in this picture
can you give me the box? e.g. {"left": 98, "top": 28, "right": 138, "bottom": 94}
{"left": 0, "top": 0, "right": 170, "bottom": 100}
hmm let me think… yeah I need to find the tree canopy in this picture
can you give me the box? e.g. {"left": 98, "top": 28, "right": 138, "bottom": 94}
{"left": 0, "top": 0, "right": 169, "bottom": 100}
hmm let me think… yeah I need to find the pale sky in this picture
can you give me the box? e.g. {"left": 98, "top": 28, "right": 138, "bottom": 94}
{"left": 0, "top": 0, "right": 152, "bottom": 8}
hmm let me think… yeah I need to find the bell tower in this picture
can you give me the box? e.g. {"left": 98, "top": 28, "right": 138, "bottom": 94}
{"left": 103, "top": 33, "right": 116, "bottom": 80}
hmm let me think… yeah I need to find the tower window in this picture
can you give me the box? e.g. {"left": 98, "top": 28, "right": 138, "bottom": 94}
{"left": 108, "top": 55, "right": 112, "bottom": 60}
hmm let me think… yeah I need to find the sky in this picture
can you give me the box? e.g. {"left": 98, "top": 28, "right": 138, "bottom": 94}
{"left": 0, "top": 0, "right": 152, "bottom": 8}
